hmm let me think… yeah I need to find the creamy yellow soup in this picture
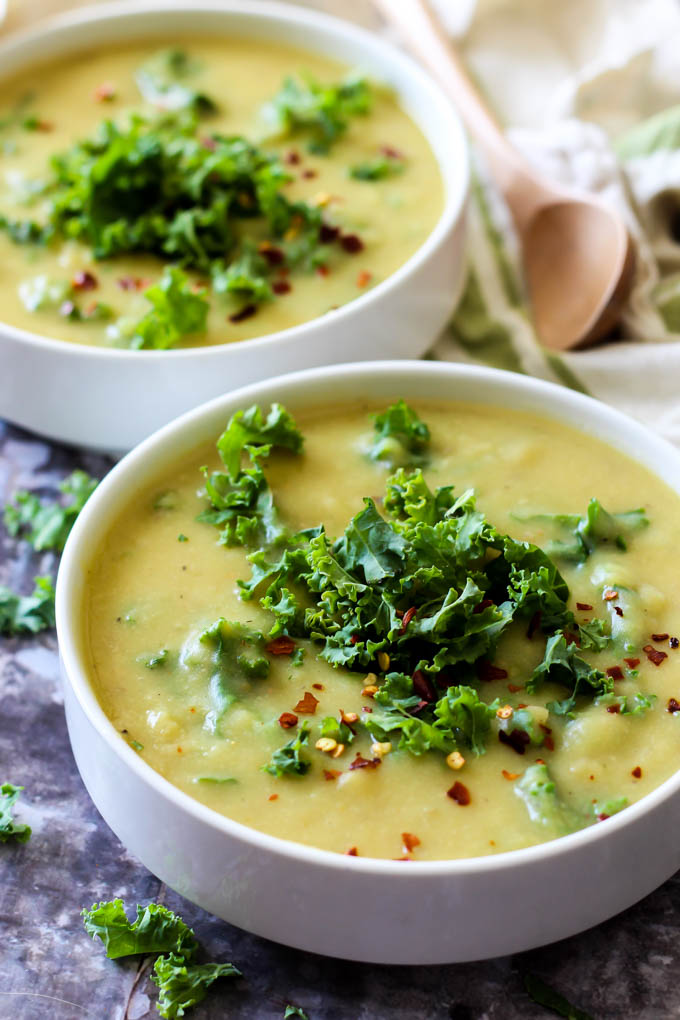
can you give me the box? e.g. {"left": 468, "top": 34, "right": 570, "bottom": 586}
{"left": 85, "top": 402, "right": 680, "bottom": 860}
{"left": 0, "top": 39, "right": 442, "bottom": 348}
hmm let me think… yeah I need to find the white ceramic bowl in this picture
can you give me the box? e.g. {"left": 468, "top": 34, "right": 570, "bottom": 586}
{"left": 57, "top": 360, "right": 680, "bottom": 964}
{"left": 0, "top": 0, "right": 468, "bottom": 452}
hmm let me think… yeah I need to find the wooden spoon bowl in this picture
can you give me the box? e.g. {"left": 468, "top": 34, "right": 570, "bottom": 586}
{"left": 375, "top": 0, "right": 634, "bottom": 351}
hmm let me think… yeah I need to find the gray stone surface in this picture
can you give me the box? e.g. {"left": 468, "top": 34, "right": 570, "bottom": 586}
{"left": 3, "top": 416, "right": 680, "bottom": 1020}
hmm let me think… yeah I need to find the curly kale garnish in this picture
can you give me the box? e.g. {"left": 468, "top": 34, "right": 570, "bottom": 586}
{"left": 82, "top": 899, "right": 241, "bottom": 1018}
{"left": 260, "top": 73, "right": 372, "bottom": 154}
{"left": 0, "top": 783, "right": 32, "bottom": 843}
{"left": 4, "top": 469, "right": 98, "bottom": 552}
{"left": 517, "top": 498, "right": 648, "bottom": 563}
{"left": 368, "top": 400, "right": 431, "bottom": 468}
{"left": 263, "top": 722, "right": 312, "bottom": 777}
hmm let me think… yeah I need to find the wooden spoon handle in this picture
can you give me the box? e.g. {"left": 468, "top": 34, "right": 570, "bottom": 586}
{"left": 373, "top": 0, "right": 554, "bottom": 229}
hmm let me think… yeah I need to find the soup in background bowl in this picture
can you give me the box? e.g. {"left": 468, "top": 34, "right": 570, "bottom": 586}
{"left": 0, "top": 1, "right": 467, "bottom": 449}
{"left": 57, "top": 361, "right": 680, "bottom": 964}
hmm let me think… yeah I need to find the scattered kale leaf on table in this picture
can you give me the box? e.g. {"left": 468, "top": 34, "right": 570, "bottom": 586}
{"left": 0, "top": 783, "right": 32, "bottom": 844}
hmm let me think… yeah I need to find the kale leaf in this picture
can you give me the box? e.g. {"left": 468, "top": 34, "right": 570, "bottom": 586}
{"left": 82, "top": 899, "right": 240, "bottom": 1019}
{"left": 284, "top": 1008, "right": 310, "bottom": 1019}
{"left": 523, "top": 973, "right": 594, "bottom": 1020}
{"left": 350, "top": 155, "right": 404, "bottom": 180}
{"left": 0, "top": 783, "right": 32, "bottom": 843}
{"left": 131, "top": 267, "right": 209, "bottom": 350}
{"left": 368, "top": 400, "right": 431, "bottom": 468}
{"left": 4, "top": 469, "right": 98, "bottom": 551}
{"left": 263, "top": 721, "right": 311, "bottom": 777}
{"left": 135, "top": 49, "right": 217, "bottom": 115}
{"left": 519, "top": 498, "right": 649, "bottom": 562}
{"left": 81, "top": 900, "right": 199, "bottom": 960}
{"left": 0, "top": 576, "right": 56, "bottom": 636}
{"left": 514, "top": 763, "right": 580, "bottom": 835}
{"left": 198, "top": 403, "right": 303, "bottom": 547}
{"left": 261, "top": 74, "right": 372, "bottom": 153}
{"left": 198, "top": 619, "right": 269, "bottom": 726}
{"left": 152, "top": 953, "right": 241, "bottom": 1019}
{"left": 528, "top": 633, "right": 612, "bottom": 717}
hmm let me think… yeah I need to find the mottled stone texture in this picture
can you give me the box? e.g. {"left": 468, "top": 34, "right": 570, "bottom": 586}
{"left": 3, "top": 418, "right": 680, "bottom": 1020}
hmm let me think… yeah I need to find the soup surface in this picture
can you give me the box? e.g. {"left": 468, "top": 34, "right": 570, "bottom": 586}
{"left": 85, "top": 400, "right": 680, "bottom": 860}
{"left": 0, "top": 37, "right": 442, "bottom": 348}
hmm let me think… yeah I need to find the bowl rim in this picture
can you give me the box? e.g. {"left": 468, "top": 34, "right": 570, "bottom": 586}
{"left": 0, "top": 0, "right": 468, "bottom": 361}
{"left": 56, "top": 358, "right": 680, "bottom": 875}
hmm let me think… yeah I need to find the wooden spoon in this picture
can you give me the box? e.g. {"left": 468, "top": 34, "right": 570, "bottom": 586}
{"left": 374, "top": 0, "right": 634, "bottom": 351}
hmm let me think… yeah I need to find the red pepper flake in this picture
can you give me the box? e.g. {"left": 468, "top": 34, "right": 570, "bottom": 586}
{"left": 323, "top": 769, "right": 341, "bottom": 781}
{"left": 576, "top": 602, "right": 593, "bottom": 611}
{"left": 380, "top": 144, "right": 403, "bottom": 159}
{"left": 117, "top": 275, "right": 148, "bottom": 291}
{"left": 597, "top": 813, "right": 610, "bottom": 822}
{"left": 268, "top": 793, "right": 278, "bottom": 801}
{"left": 399, "top": 607, "right": 417, "bottom": 634}
{"left": 361, "top": 706, "right": 373, "bottom": 713}
{"left": 72, "top": 270, "right": 98, "bottom": 291}
{"left": 667, "top": 698, "right": 680, "bottom": 714}
{"left": 502, "top": 769, "right": 519, "bottom": 780}
{"left": 259, "top": 245, "right": 285, "bottom": 266}
{"left": 543, "top": 735, "right": 555, "bottom": 751}
{"left": 607, "top": 704, "right": 621, "bottom": 714}
{"left": 652, "top": 633, "right": 669, "bottom": 642}
{"left": 632, "top": 766, "right": 642, "bottom": 778}
{"left": 539, "top": 724, "right": 552, "bottom": 734}
{"left": 272, "top": 280, "right": 291, "bottom": 295}
{"left": 94, "top": 81, "right": 116, "bottom": 102}
{"left": 411, "top": 669, "right": 436, "bottom": 703}
{"left": 312, "top": 683, "right": 324, "bottom": 691}
{"left": 346, "top": 846, "right": 359, "bottom": 856}
{"left": 644, "top": 644, "right": 668, "bottom": 666}
{"left": 349, "top": 634, "right": 358, "bottom": 645}
{"left": 316, "top": 264, "right": 330, "bottom": 277}
{"left": 349, "top": 752, "right": 381, "bottom": 770}
{"left": 340, "top": 233, "right": 364, "bottom": 254}
{"left": 356, "top": 269, "right": 373, "bottom": 288}
{"left": 499, "top": 729, "right": 530, "bottom": 755}
{"left": 614, "top": 606, "right": 624, "bottom": 617}
{"left": 278, "top": 712, "right": 298, "bottom": 730}
{"left": 302, "top": 168, "right": 317, "bottom": 179}
{"left": 603, "top": 589, "right": 619, "bottom": 601}
{"left": 285, "top": 149, "right": 301, "bottom": 165}
{"left": 624, "top": 657, "right": 640, "bottom": 669}
{"left": 319, "top": 223, "right": 340, "bottom": 243}
{"left": 507, "top": 683, "right": 523, "bottom": 693}
{"left": 527, "top": 611, "right": 542, "bottom": 639}
{"left": 606, "top": 666, "right": 624, "bottom": 681}
{"left": 177, "top": 746, "right": 182, "bottom": 754}
{"left": 401, "top": 832, "right": 421, "bottom": 853}
{"left": 473, "top": 598, "right": 494, "bottom": 615}
{"left": 477, "top": 661, "right": 508, "bottom": 683}
{"left": 671, "top": 637, "right": 680, "bottom": 649}
{"left": 564, "top": 629, "right": 581, "bottom": 647}
{"left": 447, "top": 781, "right": 471, "bottom": 805}
{"left": 266, "top": 636, "right": 296, "bottom": 656}
{"left": 393, "top": 855, "right": 411, "bottom": 861}
{"left": 294, "top": 691, "right": 319, "bottom": 715}
{"left": 229, "top": 304, "right": 257, "bottom": 323}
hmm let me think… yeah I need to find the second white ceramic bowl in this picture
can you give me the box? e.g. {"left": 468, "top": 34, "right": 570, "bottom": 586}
{"left": 57, "top": 360, "right": 680, "bottom": 964}
{"left": 0, "top": 0, "right": 468, "bottom": 451}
